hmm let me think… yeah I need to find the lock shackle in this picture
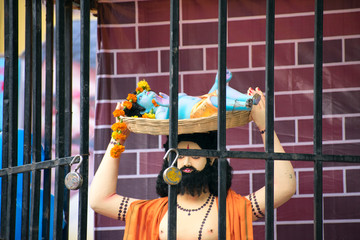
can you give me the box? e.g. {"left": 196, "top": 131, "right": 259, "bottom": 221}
{"left": 163, "top": 148, "right": 179, "bottom": 167}
{"left": 69, "top": 155, "right": 83, "bottom": 172}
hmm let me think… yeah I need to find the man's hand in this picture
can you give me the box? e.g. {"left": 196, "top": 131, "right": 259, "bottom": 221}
{"left": 248, "top": 87, "right": 266, "bottom": 131}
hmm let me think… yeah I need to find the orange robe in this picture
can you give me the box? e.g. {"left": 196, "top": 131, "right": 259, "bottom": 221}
{"left": 123, "top": 189, "right": 253, "bottom": 240}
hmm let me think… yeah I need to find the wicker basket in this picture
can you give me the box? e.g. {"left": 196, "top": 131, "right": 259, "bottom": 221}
{"left": 121, "top": 111, "right": 251, "bottom": 135}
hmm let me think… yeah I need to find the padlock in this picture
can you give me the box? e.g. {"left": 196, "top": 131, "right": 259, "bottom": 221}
{"left": 65, "top": 155, "right": 84, "bottom": 190}
{"left": 163, "top": 148, "right": 182, "bottom": 185}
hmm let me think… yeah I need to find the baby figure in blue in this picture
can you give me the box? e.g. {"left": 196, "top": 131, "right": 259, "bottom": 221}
{"left": 136, "top": 70, "right": 260, "bottom": 120}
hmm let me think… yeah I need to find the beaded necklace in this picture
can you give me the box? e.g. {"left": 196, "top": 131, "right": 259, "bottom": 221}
{"left": 177, "top": 194, "right": 212, "bottom": 216}
{"left": 177, "top": 194, "right": 216, "bottom": 240}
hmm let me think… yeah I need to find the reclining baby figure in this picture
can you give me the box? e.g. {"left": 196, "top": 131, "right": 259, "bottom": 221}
{"left": 125, "top": 70, "right": 261, "bottom": 119}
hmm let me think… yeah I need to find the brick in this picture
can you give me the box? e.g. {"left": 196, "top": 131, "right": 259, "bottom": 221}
{"left": 97, "top": 52, "right": 114, "bottom": 75}
{"left": 275, "top": 0, "right": 314, "bottom": 14}
{"left": 98, "top": 27, "right": 136, "bottom": 50}
{"left": 275, "top": 16, "right": 314, "bottom": 41}
{"left": 324, "top": 0, "right": 360, "bottom": 10}
{"left": 324, "top": 223, "right": 360, "bottom": 240}
{"left": 323, "top": 143, "right": 360, "bottom": 157}
{"left": 228, "top": 145, "right": 266, "bottom": 171}
{"left": 138, "top": 0, "right": 170, "bottom": 23}
{"left": 324, "top": 12, "right": 360, "bottom": 37}
{"left": 125, "top": 132, "right": 160, "bottom": 150}
{"left": 346, "top": 169, "right": 360, "bottom": 193}
{"left": 345, "top": 117, "right": 360, "bottom": 140}
{"left": 95, "top": 102, "right": 115, "bottom": 126}
{"left": 345, "top": 38, "right": 360, "bottom": 61}
{"left": 139, "top": 25, "right": 170, "bottom": 48}
{"left": 253, "top": 225, "right": 265, "bottom": 240}
{"left": 139, "top": 75, "right": 170, "bottom": 95}
{"left": 277, "top": 224, "right": 313, "bottom": 240}
{"left": 298, "top": 40, "right": 342, "bottom": 65}
{"left": 95, "top": 212, "right": 124, "bottom": 227}
{"left": 228, "top": 0, "right": 266, "bottom": 17}
{"left": 298, "top": 170, "right": 343, "bottom": 194}
{"left": 277, "top": 197, "right": 314, "bottom": 221}
{"left": 94, "top": 128, "right": 112, "bottom": 151}
{"left": 206, "top": 46, "right": 249, "bottom": 70}
{"left": 98, "top": 2, "right": 135, "bottom": 24}
{"left": 94, "top": 128, "right": 160, "bottom": 151}
{"left": 183, "top": 22, "right": 218, "bottom": 46}
{"left": 140, "top": 151, "right": 166, "bottom": 174}
{"left": 275, "top": 64, "right": 360, "bottom": 92}
{"left": 253, "top": 172, "right": 265, "bottom": 192}
{"left": 161, "top": 49, "right": 204, "bottom": 73}
{"left": 179, "top": 49, "right": 204, "bottom": 71}
{"left": 323, "top": 91, "right": 360, "bottom": 115}
{"left": 229, "top": 19, "right": 266, "bottom": 43}
{"left": 117, "top": 177, "right": 158, "bottom": 199}
{"left": 183, "top": 73, "right": 214, "bottom": 96}
{"left": 229, "top": 158, "right": 265, "bottom": 172}
{"left": 325, "top": 64, "right": 360, "bottom": 88}
{"left": 298, "top": 118, "right": 343, "bottom": 142}
{"left": 252, "top": 43, "right": 295, "bottom": 68}
{"left": 324, "top": 196, "right": 360, "bottom": 219}
{"left": 275, "top": 93, "right": 313, "bottom": 118}
{"left": 226, "top": 125, "right": 250, "bottom": 146}
{"left": 116, "top": 51, "right": 158, "bottom": 74}
{"left": 97, "top": 77, "right": 137, "bottom": 101}
{"left": 95, "top": 229, "right": 124, "bottom": 239}
{"left": 117, "top": 152, "right": 137, "bottom": 175}
{"left": 231, "top": 173, "right": 250, "bottom": 196}
{"left": 230, "top": 70, "right": 265, "bottom": 93}
{"left": 182, "top": 0, "right": 218, "bottom": 20}
{"left": 252, "top": 120, "right": 295, "bottom": 145}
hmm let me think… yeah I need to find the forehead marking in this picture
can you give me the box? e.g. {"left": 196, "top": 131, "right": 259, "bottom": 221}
{"left": 187, "top": 144, "right": 190, "bottom": 149}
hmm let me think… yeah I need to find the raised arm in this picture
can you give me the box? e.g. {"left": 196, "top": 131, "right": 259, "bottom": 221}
{"left": 245, "top": 87, "right": 296, "bottom": 221}
{"left": 89, "top": 103, "right": 139, "bottom": 220}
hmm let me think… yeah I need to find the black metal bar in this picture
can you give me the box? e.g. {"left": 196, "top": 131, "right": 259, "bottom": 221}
{"left": 217, "top": 0, "right": 227, "bottom": 238}
{"left": 168, "top": 0, "right": 179, "bottom": 239}
{"left": 0, "top": 156, "right": 83, "bottom": 177}
{"left": 22, "top": 0, "right": 33, "bottom": 238}
{"left": 313, "top": 0, "right": 324, "bottom": 239}
{"left": 178, "top": 149, "right": 360, "bottom": 163}
{"left": 42, "top": 1, "right": 54, "bottom": 239}
{"left": 2, "top": 150, "right": 358, "bottom": 178}
{"left": 79, "top": 0, "right": 91, "bottom": 239}
{"left": 54, "top": 0, "right": 66, "bottom": 239}
{"left": 3, "top": 0, "right": 19, "bottom": 238}
{"left": 265, "top": 0, "right": 275, "bottom": 239}
{"left": 63, "top": 1, "right": 73, "bottom": 237}
{"left": 29, "top": 1, "right": 42, "bottom": 239}
{"left": 0, "top": 1, "right": 9, "bottom": 237}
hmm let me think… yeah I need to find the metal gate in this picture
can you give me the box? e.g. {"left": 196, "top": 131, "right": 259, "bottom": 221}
{"left": 0, "top": 0, "right": 92, "bottom": 239}
{"left": 165, "top": 0, "right": 360, "bottom": 240}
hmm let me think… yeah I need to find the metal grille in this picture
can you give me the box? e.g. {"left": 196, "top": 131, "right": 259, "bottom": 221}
{"left": 0, "top": 0, "right": 90, "bottom": 239}
{"left": 166, "top": 0, "right": 360, "bottom": 240}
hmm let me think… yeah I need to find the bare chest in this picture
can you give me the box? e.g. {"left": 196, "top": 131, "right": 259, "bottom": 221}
{"left": 159, "top": 206, "right": 218, "bottom": 240}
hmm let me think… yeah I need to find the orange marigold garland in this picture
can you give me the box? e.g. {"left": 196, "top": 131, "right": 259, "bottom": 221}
{"left": 110, "top": 79, "right": 153, "bottom": 158}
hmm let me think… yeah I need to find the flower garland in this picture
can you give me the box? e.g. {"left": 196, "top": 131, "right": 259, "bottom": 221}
{"left": 110, "top": 80, "right": 156, "bottom": 158}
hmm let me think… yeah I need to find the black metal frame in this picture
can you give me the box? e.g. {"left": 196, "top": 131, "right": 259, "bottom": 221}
{"left": 166, "top": 0, "right": 360, "bottom": 240}
{"left": 0, "top": 0, "right": 90, "bottom": 239}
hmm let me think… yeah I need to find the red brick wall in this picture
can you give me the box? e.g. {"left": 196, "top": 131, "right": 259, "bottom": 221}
{"left": 94, "top": 0, "right": 360, "bottom": 239}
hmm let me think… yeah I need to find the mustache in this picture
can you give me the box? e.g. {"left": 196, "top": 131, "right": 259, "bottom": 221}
{"left": 180, "top": 166, "right": 197, "bottom": 172}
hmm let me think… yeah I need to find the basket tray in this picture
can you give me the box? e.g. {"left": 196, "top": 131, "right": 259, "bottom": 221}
{"left": 121, "top": 110, "right": 251, "bottom": 135}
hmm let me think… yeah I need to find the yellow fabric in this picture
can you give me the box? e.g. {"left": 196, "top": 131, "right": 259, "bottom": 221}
{"left": 123, "top": 189, "right": 253, "bottom": 240}
{"left": 190, "top": 91, "right": 218, "bottom": 119}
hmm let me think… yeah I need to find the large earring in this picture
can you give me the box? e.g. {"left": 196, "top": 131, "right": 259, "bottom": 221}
{"left": 163, "top": 148, "right": 182, "bottom": 185}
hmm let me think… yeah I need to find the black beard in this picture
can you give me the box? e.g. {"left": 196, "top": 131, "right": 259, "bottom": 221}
{"left": 178, "top": 161, "right": 213, "bottom": 197}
